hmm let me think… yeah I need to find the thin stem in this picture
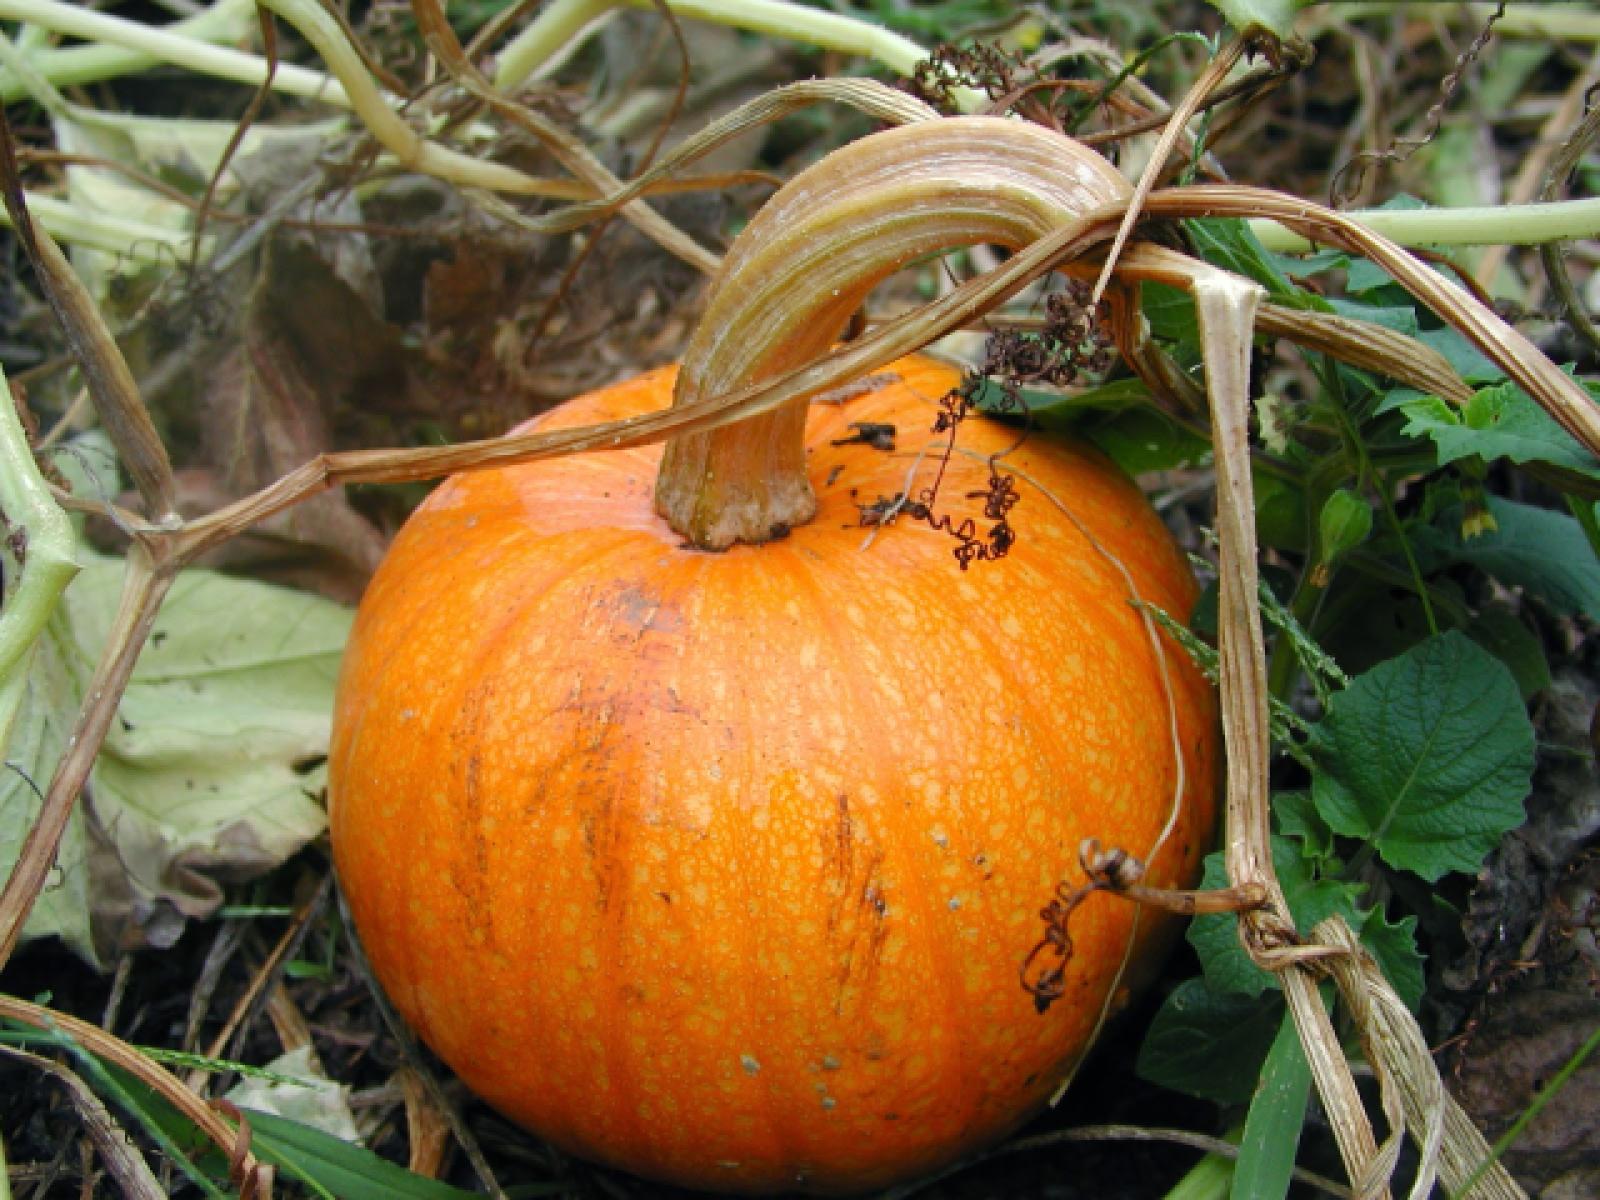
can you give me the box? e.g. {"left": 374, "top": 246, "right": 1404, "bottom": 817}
{"left": 0, "top": 148, "right": 179, "bottom": 521}
{"left": 0, "top": 365, "right": 79, "bottom": 682}
{"left": 253, "top": 0, "right": 718, "bottom": 271}
{"left": 1250, "top": 196, "right": 1600, "bottom": 252}
{"left": 251, "top": 0, "right": 567, "bottom": 197}
{"left": 0, "top": 0, "right": 347, "bottom": 106}
{"left": 0, "top": 0, "right": 248, "bottom": 103}
{"left": 495, "top": 0, "right": 937, "bottom": 91}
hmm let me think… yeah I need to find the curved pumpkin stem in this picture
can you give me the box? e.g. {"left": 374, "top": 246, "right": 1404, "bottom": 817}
{"left": 654, "top": 117, "right": 1132, "bottom": 549}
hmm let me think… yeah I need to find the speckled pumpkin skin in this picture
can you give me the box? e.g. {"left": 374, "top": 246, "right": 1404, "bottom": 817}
{"left": 330, "top": 356, "right": 1218, "bottom": 1195}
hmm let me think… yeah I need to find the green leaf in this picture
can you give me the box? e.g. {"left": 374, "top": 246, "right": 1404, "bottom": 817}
{"left": 1413, "top": 327, "right": 1504, "bottom": 384}
{"left": 1417, "top": 498, "right": 1600, "bottom": 621}
{"left": 1273, "top": 791, "right": 1335, "bottom": 861}
{"left": 1310, "top": 631, "right": 1533, "bottom": 880}
{"left": 1144, "top": 280, "right": 1198, "bottom": 344}
{"left": 969, "top": 377, "right": 1144, "bottom": 423}
{"left": 1205, "top": 0, "right": 1298, "bottom": 39}
{"left": 1399, "top": 380, "right": 1600, "bottom": 477}
{"left": 1188, "top": 838, "right": 1364, "bottom": 996}
{"left": 1269, "top": 247, "right": 1349, "bottom": 279}
{"left": 1230, "top": 1010, "right": 1311, "bottom": 1200}
{"left": 1466, "top": 606, "right": 1551, "bottom": 701}
{"left": 1079, "top": 405, "right": 1213, "bottom": 474}
{"left": 1136, "top": 980, "right": 1285, "bottom": 1104}
{"left": 1359, "top": 909, "right": 1425, "bottom": 1011}
{"left": 1254, "top": 471, "right": 1309, "bottom": 553}
{"left": 1318, "top": 488, "right": 1373, "bottom": 564}
{"left": 1324, "top": 296, "right": 1419, "bottom": 336}
{"left": 244, "top": 1109, "right": 525, "bottom": 1200}
{"left": 2, "top": 628, "right": 96, "bottom": 957}
{"left": 1184, "top": 219, "right": 1316, "bottom": 308}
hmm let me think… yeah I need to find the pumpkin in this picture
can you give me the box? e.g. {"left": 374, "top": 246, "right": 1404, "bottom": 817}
{"left": 331, "top": 119, "right": 1219, "bottom": 1195}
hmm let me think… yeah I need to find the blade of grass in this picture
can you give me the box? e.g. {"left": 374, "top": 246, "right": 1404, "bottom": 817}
{"left": 245, "top": 1108, "right": 570, "bottom": 1200}
{"left": 0, "top": 1023, "right": 232, "bottom": 1199}
{"left": 1231, "top": 1009, "right": 1313, "bottom": 1200}
{"left": 0, "top": 1043, "right": 165, "bottom": 1200}
{"left": 1457, "top": 1021, "right": 1600, "bottom": 1198}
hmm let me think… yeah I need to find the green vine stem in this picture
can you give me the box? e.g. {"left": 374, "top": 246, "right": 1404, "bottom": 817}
{"left": 0, "top": 0, "right": 251, "bottom": 105}
{"left": 494, "top": 0, "right": 936, "bottom": 91}
{"left": 0, "top": 0, "right": 347, "bottom": 106}
{"left": 7, "top": 1, "right": 1596, "bottom": 260}
{"left": 0, "top": 365, "right": 79, "bottom": 683}
{"left": 0, "top": 193, "right": 202, "bottom": 261}
{"left": 1249, "top": 195, "right": 1600, "bottom": 252}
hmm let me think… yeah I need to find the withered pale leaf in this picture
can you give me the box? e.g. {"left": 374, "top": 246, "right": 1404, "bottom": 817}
{"left": 1, "top": 553, "right": 349, "bottom": 962}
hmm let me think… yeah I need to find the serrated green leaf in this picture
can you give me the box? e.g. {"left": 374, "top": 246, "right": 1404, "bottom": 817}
{"left": 1359, "top": 909, "right": 1425, "bottom": 1012}
{"left": 1399, "top": 380, "right": 1600, "bottom": 478}
{"left": 1273, "top": 791, "right": 1335, "bottom": 861}
{"left": 1416, "top": 498, "right": 1600, "bottom": 621}
{"left": 1231, "top": 1010, "right": 1311, "bottom": 1200}
{"left": 1136, "top": 980, "right": 1285, "bottom": 1104}
{"left": 1189, "top": 837, "right": 1365, "bottom": 996}
{"left": 1310, "top": 631, "right": 1533, "bottom": 880}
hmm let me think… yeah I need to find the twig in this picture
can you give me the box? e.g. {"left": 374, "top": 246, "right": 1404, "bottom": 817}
{"left": 1089, "top": 36, "right": 1245, "bottom": 308}
{"left": 1538, "top": 76, "right": 1600, "bottom": 356}
{"left": 0, "top": 109, "right": 178, "bottom": 522}
{"left": 0, "top": 1043, "right": 167, "bottom": 1200}
{"left": 0, "top": 994, "right": 272, "bottom": 1196}
{"left": 1477, "top": 46, "right": 1600, "bottom": 289}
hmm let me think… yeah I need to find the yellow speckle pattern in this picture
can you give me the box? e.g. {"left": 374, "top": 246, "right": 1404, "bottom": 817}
{"left": 330, "top": 357, "right": 1219, "bottom": 1194}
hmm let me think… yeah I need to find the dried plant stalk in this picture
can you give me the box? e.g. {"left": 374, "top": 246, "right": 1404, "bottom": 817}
{"left": 0, "top": 1044, "right": 168, "bottom": 1200}
{"left": 1316, "top": 918, "right": 1527, "bottom": 1200}
{"left": 0, "top": 994, "right": 272, "bottom": 1196}
{"left": 0, "top": 117, "right": 176, "bottom": 520}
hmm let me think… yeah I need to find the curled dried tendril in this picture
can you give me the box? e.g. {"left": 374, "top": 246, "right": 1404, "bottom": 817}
{"left": 997, "top": 282, "right": 1117, "bottom": 386}
{"left": 1021, "top": 837, "right": 1272, "bottom": 1012}
{"left": 1021, "top": 839, "right": 1147, "bottom": 1014}
{"left": 904, "top": 42, "right": 1035, "bottom": 116}
{"left": 853, "top": 375, "right": 1020, "bottom": 569}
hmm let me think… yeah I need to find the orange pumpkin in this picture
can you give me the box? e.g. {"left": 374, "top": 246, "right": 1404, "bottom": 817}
{"left": 331, "top": 120, "right": 1218, "bottom": 1194}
